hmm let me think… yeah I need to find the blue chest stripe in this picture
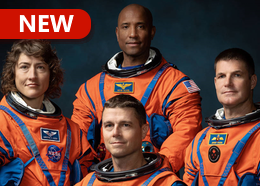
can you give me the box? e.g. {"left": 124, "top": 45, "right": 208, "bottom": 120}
{"left": 141, "top": 167, "right": 171, "bottom": 186}
{"left": 140, "top": 63, "right": 171, "bottom": 107}
{"left": 87, "top": 173, "right": 96, "bottom": 186}
{"left": 99, "top": 72, "right": 106, "bottom": 107}
{"left": 0, "top": 105, "right": 71, "bottom": 186}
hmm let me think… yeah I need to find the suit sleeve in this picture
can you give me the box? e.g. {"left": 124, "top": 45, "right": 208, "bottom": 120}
{"left": 0, "top": 113, "right": 16, "bottom": 167}
{"left": 183, "top": 138, "right": 199, "bottom": 186}
{"left": 159, "top": 87, "right": 202, "bottom": 172}
{"left": 71, "top": 83, "right": 96, "bottom": 135}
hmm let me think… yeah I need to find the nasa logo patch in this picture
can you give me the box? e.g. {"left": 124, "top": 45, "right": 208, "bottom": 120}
{"left": 46, "top": 145, "right": 63, "bottom": 163}
{"left": 208, "top": 146, "right": 221, "bottom": 163}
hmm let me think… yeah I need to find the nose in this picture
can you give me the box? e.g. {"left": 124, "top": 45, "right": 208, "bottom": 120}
{"left": 28, "top": 66, "right": 37, "bottom": 80}
{"left": 112, "top": 125, "right": 121, "bottom": 137}
{"left": 129, "top": 26, "right": 137, "bottom": 38}
{"left": 224, "top": 75, "right": 233, "bottom": 87}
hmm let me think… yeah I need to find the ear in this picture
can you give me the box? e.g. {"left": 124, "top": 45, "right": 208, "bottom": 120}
{"left": 115, "top": 27, "right": 119, "bottom": 42}
{"left": 251, "top": 74, "right": 257, "bottom": 90}
{"left": 214, "top": 76, "right": 217, "bottom": 88}
{"left": 141, "top": 124, "right": 149, "bottom": 139}
{"left": 151, "top": 26, "right": 156, "bottom": 40}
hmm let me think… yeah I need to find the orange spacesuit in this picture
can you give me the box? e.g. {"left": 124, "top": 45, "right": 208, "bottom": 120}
{"left": 0, "top": 93, "right": 93, "bottom": 186}
{"left": 75, "top": 153, "right": 186, "bottom": 186}
{"left": 183, "top": 107, "right": 260, "bottom": 186}
{"left": 72, "top": 48, "right": 202, "bottom": 172}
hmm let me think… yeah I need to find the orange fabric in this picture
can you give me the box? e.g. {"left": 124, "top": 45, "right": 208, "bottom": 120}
{"left": 183, "top": 121, "right": 260, "bottom": 186}
{"left": 0, "top": 96, "right": 93, "bottom": 185}
{"left": 72, "top": 57, "right": 202, "bottom": 172}
{"left": 75, "top": 155, "right": 183, "bottom": 186}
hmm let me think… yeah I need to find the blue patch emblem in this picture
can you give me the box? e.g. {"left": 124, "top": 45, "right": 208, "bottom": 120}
{"left": 41, "top": 128, "right": 60, "bottom": 142}
{"left": 209, "top": 133, "right": 227, "bottom": 145}
{"left": 114, "top": 82, "right": 134, "bottom": 93}
{"left": 46, "top": 145, "right": 63, "bottom": 162}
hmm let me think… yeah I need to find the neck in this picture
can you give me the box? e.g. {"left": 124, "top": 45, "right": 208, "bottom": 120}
{"left": 112, "top": 151, "right": 147, "bottom": 172}
{"left": 224, "top": 100, "right": 256, "bottom": 119}
{"left": 122, "top": 51, "right": 149, "bottom": 68}
{"left": 21, "top": 94, "right": 44, "bottom": 110}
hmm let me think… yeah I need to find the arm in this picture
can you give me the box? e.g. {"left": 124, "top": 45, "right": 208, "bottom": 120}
{"left": 71, "top": 82, "right": 97, "bottom": 135}
{"left": 183, "top": 138, "right": 199, "bottom": 186}
{"left": 159, "top": 91, "right": 202, "bottom": 172}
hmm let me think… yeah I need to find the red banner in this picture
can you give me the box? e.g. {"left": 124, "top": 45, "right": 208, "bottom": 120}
{"left": 0, "top": 9, "right": 91, "bottom": 39}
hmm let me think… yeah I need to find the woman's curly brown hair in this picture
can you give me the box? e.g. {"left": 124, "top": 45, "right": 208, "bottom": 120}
{"left": 1, "top": 39, "right": 63, "bottom": 99}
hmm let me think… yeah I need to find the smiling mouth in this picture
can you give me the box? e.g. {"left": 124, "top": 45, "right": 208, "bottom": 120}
{"left": 26, "top": 84, "right": 39, "bottom": 87}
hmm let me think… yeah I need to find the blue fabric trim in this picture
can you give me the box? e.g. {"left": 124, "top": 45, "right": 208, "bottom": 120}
{"left": 196, "top": 127, "right": 211, "bottom": 186}
{"left": 140, "top": 63, "right": 171, "bottom": 107}
{"left": 24, "top": 156, "right": 35, "bottom": 167}
{"left": 141, "top": 167, "right": 171, "bottom": 186}
{"left": 257, "top": 161, "right": 260, "bottom": 176}
{"left": 0, "top": 131, "right": 14, "bottom": 158}
{"left": 87, "top": 173, "right": 96, "bottom": 186}
{"left": 190, "top": 138, "right": 196, "bottom": 170}
{"left": 187, "top": 171, "right": 196, "bottom": 177}
{"left": 99, "top": 72, "right": 106, "bottom": 107}
{"left": 162, "top": 76, "right": 190, "bottom": 115}
{"left": 84, "top": 82, "right": 96, "bottom": 112}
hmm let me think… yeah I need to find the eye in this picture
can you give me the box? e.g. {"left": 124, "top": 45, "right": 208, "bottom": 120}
{"left": 137, "top": 25, "right": 144, "bottom": 29}
{"left": 20, "top": 65, "right": 28, "bottom": 69}
{"left": 234, "top": 73, "right": 241, "bottom": 77}
{"left": 122, "top": 25, "right": 128, "bottom": 29}
{"left": 37, "top": 65, "right": 45, "bottom": 70}
{"left": 217, "top": 74, "right": 225, "bottom": 79}
{"left": 123, "top": 123, "right": 130, "bottom": 127}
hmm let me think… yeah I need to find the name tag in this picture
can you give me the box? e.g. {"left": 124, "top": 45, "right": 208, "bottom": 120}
{"left": 41, "top": 128, "right": 60, "bottom": 142}
{"left": 209, "top": 133, "right": 227, "bottom": 145}
{"left": 114, "top": 82, "right": 134, "bottom": 93}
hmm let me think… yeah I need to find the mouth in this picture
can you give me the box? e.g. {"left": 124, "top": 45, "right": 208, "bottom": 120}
{"left": 26, "top": 83, "right": 39, "bottom": 87}
{"left": 126, "top": 41, "right": 141, "bottom": 46}
{"left": 111, "top": 141, "right": 125, "bottom": 145}
{"left": 222, "top": 90, "right": 236, "bottom": 94}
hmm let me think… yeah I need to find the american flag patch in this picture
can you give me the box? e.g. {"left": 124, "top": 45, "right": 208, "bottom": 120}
{"left": 183, "top": 80, "right": 200, "bottom": 93}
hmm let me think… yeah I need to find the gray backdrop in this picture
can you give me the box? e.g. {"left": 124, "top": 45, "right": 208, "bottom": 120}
{"left": 1, "top": 0, "right": 260, "bottom": 129}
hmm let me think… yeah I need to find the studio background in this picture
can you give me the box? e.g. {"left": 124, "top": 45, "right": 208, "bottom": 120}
{"left": 1, "top": 0, "right": 260, "bottom": 129}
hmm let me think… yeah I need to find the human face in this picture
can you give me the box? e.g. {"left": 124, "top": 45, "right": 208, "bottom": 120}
{"left": 102, "top": 107, "right": 148, "bottom": 159}
{"left": 214, "top": 59, "right": 257, "bottom": 109}
{"left": 116, "top": 5, "right": 155, "bottom": 59}
{"left": 15, "top": 53, "right": 50, "bottom": 103}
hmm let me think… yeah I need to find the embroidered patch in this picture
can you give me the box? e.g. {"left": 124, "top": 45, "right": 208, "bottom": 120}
{"left": 183, "top": 80, "right": 200, "bottom": 93}
{"left": 209, "top": 133, "right": 227, "bottom": 145}
{"left": 97, "top": 143, "right": 106, "bottom": 160}
{"left": 41, "top": 128, "right": 60, "bottom": 142}
{"left": 208, "top": 146, "right": 220, "bottom": 163}
{"left": 142, "top": 141, "right": 154, "bottom": 152}
{"left": 46, "top": 145, "right": 63, "bottom": 162}
{"left": 114, "top": 82, "right": 134, "bottom": 93}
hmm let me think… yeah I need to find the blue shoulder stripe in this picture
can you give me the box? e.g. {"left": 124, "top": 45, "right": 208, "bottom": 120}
{"left": 84, "top": 82, "right": 96, "bottom": 112}
{"left": 162, "top": 76, "right": 190, "bottom": 115}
